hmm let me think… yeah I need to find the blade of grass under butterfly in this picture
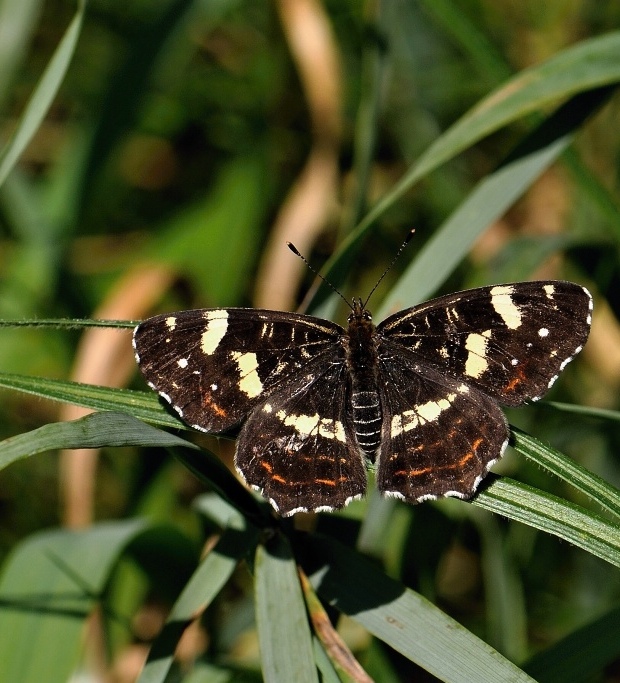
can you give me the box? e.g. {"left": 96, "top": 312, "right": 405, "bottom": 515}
{"left": 255, "top": 536, "right": 319, "bottom": 683}
{"left": 0, "top": 411, "right": 197, "bottom": 471}
{"left": 137, "top": 521, "right": 259, "bottom": 683}
{"left": 0, "top": 371, "right": 181, "bottom": 429}
{"left": 306, "top": 535, "right": 536, "bottom": 683}
{"left": 473, "top": 477, "right": 620, "bottom": 568}
{"left": 0, "top": 318, "right": 136, "bottom": 329}
{"left": 510, "top": 426, "right": 620, "bottom": 521}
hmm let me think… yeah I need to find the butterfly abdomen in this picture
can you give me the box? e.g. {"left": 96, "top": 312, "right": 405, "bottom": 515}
{"left": 346, "top": 300, "right": 383, "bottom": 459}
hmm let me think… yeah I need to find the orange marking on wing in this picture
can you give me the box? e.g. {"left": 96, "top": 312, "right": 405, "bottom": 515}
{"left": 504, "top": 376, "right": 521, "bottom": 392}
{"left": 504, "top": 365, "right": 529, "bottom": 393}
{"left": 395, "top": 440, "right": 484, "bottom": 478}
{"left": 203, "top": 395, "right": 228, "bottom": 417}
{"left": 272, "top": 474, "right": 287, "bottom": 484}
{"left": 394, "top": 466, "right": 432, "bottom": 478}
{"left": 456, "top": 451, "right": 474, "bottom": 467}
{"left": 314, "top": 477, "right": 348, "bottom": 487}
{"left": 471, "top": 437, "right": 483, "bottom": 452}
{"left": 260, "top": 460, "right": 273, "bottom": 473}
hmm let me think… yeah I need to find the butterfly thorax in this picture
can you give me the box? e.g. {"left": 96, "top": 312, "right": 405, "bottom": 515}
{"left": 345, "top": 298, "right": 382, "bottom": 459}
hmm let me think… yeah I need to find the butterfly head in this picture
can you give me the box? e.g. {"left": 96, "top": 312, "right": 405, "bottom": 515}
{"left": 349, "top": 297, "right": 373, "bottom": 324}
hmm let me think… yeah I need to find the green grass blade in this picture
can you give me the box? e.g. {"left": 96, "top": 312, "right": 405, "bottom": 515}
{"left": 473, "top": 478, "right": 620, "bottom": 568}
{"left": 309, "top": 35, "right": 620, "bottom": 309}
{"left": 0, "top": 410, "right": 267, "bottom": 523}
{"left": 138, "top": 522, "right": 259, "bottom": 683}
{"left": 545, "top": 401, "right": 620, "bottom": 423}
{"left": 511, "top": 426, "right": 620, "bottom": 520}
{"left": 0, "top": 318, "right": 136, "bottom": 329}
{"left": 0, "top": 0, "right": 44, "bottom": 109}
{"left": 377, "top": 86, "right": 611, "bottom": 314}
{"left": 465, "top": 508, "right": 528, "bottom": 661}
{"left": 523, "top": 606, "right": 620, "bottom": 683}
{"left": 0, "top": 519, "right": 152, "bottom": 683}
{"left": 307, "top": 535, "right": 536, "bottom": 683}
{"left": 0, "top": 371, "right": 182, "bottom": 429}
{"left": 418, "top": 0, "right": 511, "bottom": 83}
{"left": 371, "top": 33, "right": 620, "bottom": 224}
{"left": 0, "top": 0, "right": 85, "bottom": 187}
{"left": 312, "top": 638, "right": 342, "bottom": 683}
{"left": 0, "top": 411, "right": 199, "bottom": 471}
{"left": 255, "top": 536, "right": 319, "bottom": 683}
{"left": 420, "top": 0, "right": 620, "bottom": 243}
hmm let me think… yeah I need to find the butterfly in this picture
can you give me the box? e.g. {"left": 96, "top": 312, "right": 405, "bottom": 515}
{"left": 133, "top": 280, "right": 592, "bottom": 516}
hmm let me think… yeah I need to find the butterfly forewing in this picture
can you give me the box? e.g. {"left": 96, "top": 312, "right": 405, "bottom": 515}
{"left": 235, "top": 353, "right": 366, "bottom": 516}
{"left": 378, "top": 281, "right": 592, "bottom": 406}
{"left": 133, "top": 308, "right": 343, "bottom": 432}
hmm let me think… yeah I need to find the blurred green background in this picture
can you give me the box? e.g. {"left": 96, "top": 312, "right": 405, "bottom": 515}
{"left": 0, "top": 0, "right": 620, "bottom": 681}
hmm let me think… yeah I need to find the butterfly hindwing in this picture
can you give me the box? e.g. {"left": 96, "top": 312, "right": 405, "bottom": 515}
{"left": 376, "top": 343, "right": 508, "bottom": 501}
{"left": 379, "top": 281, "right": 592, "bottom": 406}
{"left": 234, "top": 353, "right": 367, "bottom": 516}
{"left": 133, "top": 308, "right": 343, "bottom": 432}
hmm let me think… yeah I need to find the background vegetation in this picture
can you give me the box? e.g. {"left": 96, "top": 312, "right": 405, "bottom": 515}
{"left": 0, "top": 0, "right": 619, "bottom": 681}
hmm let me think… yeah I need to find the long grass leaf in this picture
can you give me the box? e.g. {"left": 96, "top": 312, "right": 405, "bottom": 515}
{"left": 0, "top": 1, "right": 85, "bottom": 187}
{"left": 255, "top": 537, "right": 319, "bottom": 683}
{"left": 0, "top": 372, "right": 182, "bottom": 429}
{"left": 307, "top": 535, "right": 536, "bottom": 683}
{"left": 138, "top": 522, "right": 259, "bottom": 683}
{"left": 473, "top": 477, "right": 620, "bottom": 568}
{"left": 511, "top": 426, "right": 620, "bottom": 520}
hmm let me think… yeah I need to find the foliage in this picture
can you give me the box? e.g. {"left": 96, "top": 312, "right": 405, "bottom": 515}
{"left": 0, "top": 1, "right": 619, "bottom": 681}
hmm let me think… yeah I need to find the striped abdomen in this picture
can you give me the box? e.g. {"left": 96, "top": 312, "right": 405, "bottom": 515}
{"left": 351, "top": 388, "right": 382, "bottom": 456}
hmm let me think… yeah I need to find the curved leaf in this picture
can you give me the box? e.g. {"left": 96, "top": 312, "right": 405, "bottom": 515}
{"left": 310, "top": 34, "right": 620, "bottom": 310}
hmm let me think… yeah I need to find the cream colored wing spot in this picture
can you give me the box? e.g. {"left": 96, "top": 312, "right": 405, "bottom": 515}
{"left": 318, "top": 418, "right": 346, "bottom": 442}
{"left": 165, "top": 316, "right": 177, "bottom": 331}
{"left": 490, "top": 285, "right": 522, "bottom": 329}
{"left": 543, "top": 284, "right": 555, "bottom": 299}
{"left": 584, "top": 287, "right": 593, "bottom": 325}
{"left": 274, "top": 410, "right": 346, "bottom": 442}
{"left": 464, "top": 330, "right": 491, "bottom": 379}
{"left": 390, "top": 393, "right": 457, "bottom": 437}
{"left": 201, "top": 310, "right": 229, "bottom": 355}
{"left": 230, "top": 351, "right": 263, "bottom": 398}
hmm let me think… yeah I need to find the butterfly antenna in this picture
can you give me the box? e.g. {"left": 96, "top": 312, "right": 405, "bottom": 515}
{"left": 363, "top": 228, "right": 415, "bottom": 307}
{"left": 287, "top": 242, "right": 352, "bottom": 310}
